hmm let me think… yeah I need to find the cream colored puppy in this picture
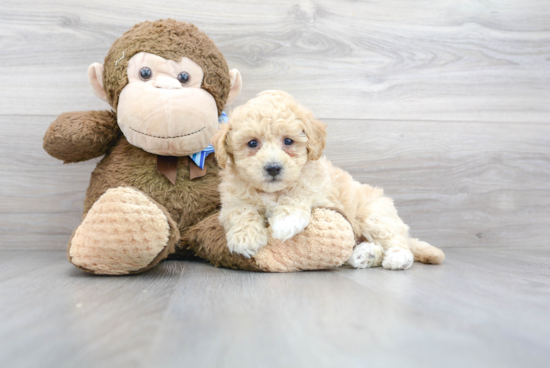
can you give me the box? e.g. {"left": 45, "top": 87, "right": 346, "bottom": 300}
{"left": 212, "top": 91, "right": 445, "bottom": 270}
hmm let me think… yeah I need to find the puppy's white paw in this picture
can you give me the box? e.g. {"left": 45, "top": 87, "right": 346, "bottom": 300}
{"left": 269, "top": 214, "right": 310, "bottom": 241}
{"left": 226, "top": 226, "right": 269, "bottom": 258}
{"left": 347, "top": 242, "right": 384, "bottom": 269}
{"left": 382, "top": 247, "right": 414, "bottom": 270}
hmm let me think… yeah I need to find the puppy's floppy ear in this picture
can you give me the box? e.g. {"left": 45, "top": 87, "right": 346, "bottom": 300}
{"left": 212, "top": 124, "right": 232, "bottom": 169}
{"left": 305, "top": 114, "right": 327, "bottom": 161}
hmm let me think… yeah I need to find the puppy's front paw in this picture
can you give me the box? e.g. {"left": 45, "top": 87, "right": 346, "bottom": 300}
{"left": 269, "top": 214, "right": 310, "bottom": 241}
{"left": 347, "top": 242, "right": 384, "bottom": 269}
{"left": 226, "top": 226, "right": 269, "bottom": 258}
{"left": 382, "top": 247, "right": 414, "bottom": 270}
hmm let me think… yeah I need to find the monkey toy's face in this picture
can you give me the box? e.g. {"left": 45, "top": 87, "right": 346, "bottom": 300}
{"left": 89, "top": 52, "right": 241, "bottom": 156}
{"left": 117, "top": 52, "right": 218, "bottom": 156}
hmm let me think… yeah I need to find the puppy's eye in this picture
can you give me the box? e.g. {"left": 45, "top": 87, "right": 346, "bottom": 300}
{"left": 139, "top": 67, "right": 152, "bottom": 81}
{"left": 177, "top": 72, "right": 190, "bottom": 85}
{"left": 247, "top": 140, "right": 258, "bottom": 148}
{"left": 284, "top": 138, "right": 294, "bottom": 146}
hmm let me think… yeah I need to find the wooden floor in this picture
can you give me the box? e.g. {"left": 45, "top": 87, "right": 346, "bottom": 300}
{"left": 0, "top": 248, "right": 548, "bottom": 368}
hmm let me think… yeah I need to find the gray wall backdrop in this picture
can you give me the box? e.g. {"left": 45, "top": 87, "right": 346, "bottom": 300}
{"left": 1, "top": 0, "right": 549, "bottom": 250}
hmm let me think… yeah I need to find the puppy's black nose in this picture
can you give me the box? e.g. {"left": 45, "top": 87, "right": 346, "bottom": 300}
{"left": 265, "top": 164, "right": 282, "bottom": 177}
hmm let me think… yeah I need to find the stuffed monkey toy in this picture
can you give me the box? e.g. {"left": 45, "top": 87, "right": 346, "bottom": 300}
{"left": 43, "top": 19, "right": 355, "bottom": 275}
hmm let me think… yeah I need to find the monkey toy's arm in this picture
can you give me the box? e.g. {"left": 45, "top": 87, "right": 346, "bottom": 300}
{"left": 43, "top": 110, "right": 121, "bottom": 163}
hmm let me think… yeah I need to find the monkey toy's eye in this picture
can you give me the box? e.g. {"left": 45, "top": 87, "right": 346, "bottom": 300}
{"left": 247, "top": 140, "right": 258, "bottom": 148}
{"left": 177, "top": 72, "right": 190, "bottom": 85}
{"left": 139, "top": 67, "right": 152, "bottom": 81}
{"left": 284, "top": 138, "right": 294, "bottom": 146}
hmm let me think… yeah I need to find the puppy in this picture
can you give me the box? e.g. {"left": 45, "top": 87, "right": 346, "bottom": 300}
{"left": 212, "top": 91, "right": 445, "bottom": 270}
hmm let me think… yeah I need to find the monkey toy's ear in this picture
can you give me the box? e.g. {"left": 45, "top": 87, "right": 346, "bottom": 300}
{"left": 87, "top": 63, "right": 108, "bottom": 102}
{"left": 226, "top": 69, "right": 242, "bottom": 106}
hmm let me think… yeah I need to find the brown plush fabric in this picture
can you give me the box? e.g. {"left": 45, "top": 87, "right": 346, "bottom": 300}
{"left": 103, "top": 19, "right": 230, "bottom": 115}
{"left": 82, "top": 137, "right": 221, "bottom": 234}
{"left": 43, "top": 110, "right": 120, "bottom": 163}
{"left": 184, "top": 213, "right": 262, "bottom": 271}
{"left": 42, "top": 19, "right": 235, "bottom": 275}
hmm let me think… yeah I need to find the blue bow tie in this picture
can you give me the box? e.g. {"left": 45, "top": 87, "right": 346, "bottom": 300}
{"left": 189, "top": 111, "right": 228, "bottom": 169}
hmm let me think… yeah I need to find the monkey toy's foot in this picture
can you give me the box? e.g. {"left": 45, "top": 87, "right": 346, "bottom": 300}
{"left": 68, "top": 187, "right": 179, "bottom": 275}
{"left": 185, "top": 208, "right": 356, "bottom": 273}
{"left": 254, "top": 208, "right": 356, "bottom": 272}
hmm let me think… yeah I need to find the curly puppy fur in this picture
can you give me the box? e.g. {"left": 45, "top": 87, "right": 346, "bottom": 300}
{"left": 212, "top": 91, "right": 445, "bottom": 270}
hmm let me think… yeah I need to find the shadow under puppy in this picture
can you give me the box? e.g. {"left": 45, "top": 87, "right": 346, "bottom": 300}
{"left": 212, "top": 91, "right": 445, "bottom": 270}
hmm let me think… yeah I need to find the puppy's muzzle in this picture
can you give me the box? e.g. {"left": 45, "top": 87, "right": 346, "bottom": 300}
{"left": 265, "top": 163, "right": 282, "bottom": 178}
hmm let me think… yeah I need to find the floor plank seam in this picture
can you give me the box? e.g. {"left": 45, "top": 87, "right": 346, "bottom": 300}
{"left": 141, "top": 262, "right": 187, "bottom": 367}
{"left": 1, "top": 114, "right": 549, "bottom": 126}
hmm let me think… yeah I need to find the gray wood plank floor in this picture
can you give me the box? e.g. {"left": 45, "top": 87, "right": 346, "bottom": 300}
{"left": 0, "top": 249, "right": 548, "bottom": 368}
{"left": 1, "top": 0, "right": 549, "bottom": 123}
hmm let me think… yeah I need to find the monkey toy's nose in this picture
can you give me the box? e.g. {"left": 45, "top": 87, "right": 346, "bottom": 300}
{"left": 154, "top": 76, "right": 182, "bottom": 90}
{"left": 265, "top": 164, "right": 282, "bottom": 178}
